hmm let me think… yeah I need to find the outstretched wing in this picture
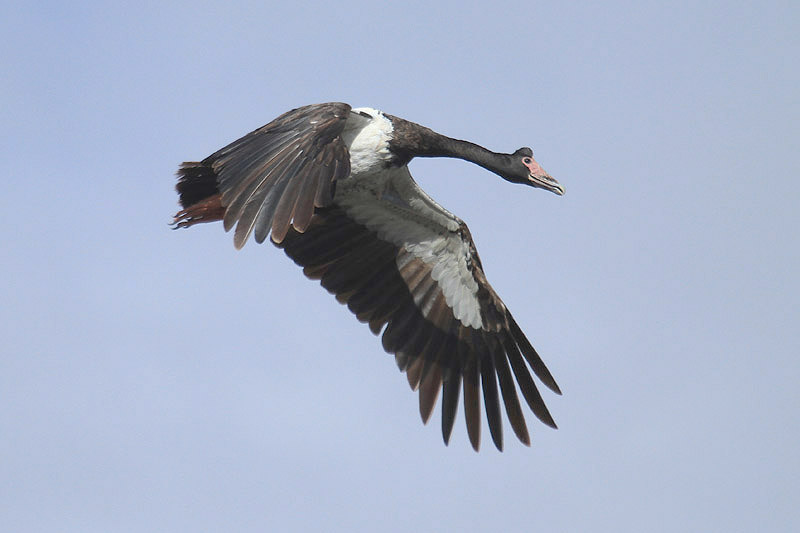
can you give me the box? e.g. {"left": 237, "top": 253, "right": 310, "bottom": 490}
{"left": 278, "top": 168, "right": 561, "bottom": 451}
{"left": 175, "top": 102, "right": 352, "bottom": 246}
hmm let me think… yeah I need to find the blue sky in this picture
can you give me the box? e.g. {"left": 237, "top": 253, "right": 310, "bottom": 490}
{"left": 2, "top": 1, "right": 798, "bottom": 531}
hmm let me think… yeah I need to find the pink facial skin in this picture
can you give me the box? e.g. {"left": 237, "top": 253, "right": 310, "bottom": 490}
{"left": 522, "top": 154, "right": 564, "bottom": 195}
{"left": 522, "top": 155, "right": 547, "bottom": 177}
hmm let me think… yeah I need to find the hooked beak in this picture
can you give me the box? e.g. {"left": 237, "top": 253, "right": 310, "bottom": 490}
{"left": 524, "top": 158, "right": 565, "bottom": 196}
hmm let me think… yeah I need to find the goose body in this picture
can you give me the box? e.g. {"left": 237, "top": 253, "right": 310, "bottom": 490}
{"left": 174, "top": 102, "right": 565, "bottom": 451}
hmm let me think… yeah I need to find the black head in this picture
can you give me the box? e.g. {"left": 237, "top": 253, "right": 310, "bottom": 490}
{"left": 504, "top": 147, "right": 565, "bottom": 196}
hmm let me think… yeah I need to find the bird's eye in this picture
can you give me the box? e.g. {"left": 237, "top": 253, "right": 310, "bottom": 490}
{"left": 523, "top": 157, "right": 532, "bottom": 165}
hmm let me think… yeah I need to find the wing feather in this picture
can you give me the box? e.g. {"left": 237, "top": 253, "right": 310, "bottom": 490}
{"left": 276, "top": 197, "right": 559, "bottom": 450}
{"left": 178, "top": 102, "right": 352, "bottom": 246}
{"left": 418, "top": 364, "right": 443, "bottom": 424}
{"left": 462, "top": 356, "right": 482, "bottom": 452}
{"left": 405, "top": 355, "right": 424, "bottom": 391}
{"left": 508, "top": 313, "right": 562, "bottom": 395}
{"left": 222, "top": 137, "right": 304, "bottom": 232}
{"left": 440, "top": 353, "right": 461, "bottom": 444}
{"left": 502, "top": 332, "right": 558, "bottom": 429}
{"left": 492, "top": 336, "right": 531, "bottom": 445}
{"left": 477, "top": 333, "right": 504, "bottom": 451}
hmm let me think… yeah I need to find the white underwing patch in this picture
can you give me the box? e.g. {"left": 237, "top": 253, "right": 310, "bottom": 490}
{"left": 336, "top": 160, "right": 483, "bottom": 329}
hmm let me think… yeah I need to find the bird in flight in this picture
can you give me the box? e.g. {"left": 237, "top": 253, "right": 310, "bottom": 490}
{"left": 174, "top": 102, "right": 565, "bottom": 451}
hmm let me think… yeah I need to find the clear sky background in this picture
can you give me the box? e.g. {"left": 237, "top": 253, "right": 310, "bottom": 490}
{"left": 2, "top": 1, "right": 798, "bottom": 532}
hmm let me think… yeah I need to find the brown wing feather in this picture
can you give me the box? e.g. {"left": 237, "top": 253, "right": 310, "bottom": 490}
{"left": 173, "top": 102, "right": 352, "bottom": 247}
{"left": 277, "top": 205, "right": 560, "bottom": 451}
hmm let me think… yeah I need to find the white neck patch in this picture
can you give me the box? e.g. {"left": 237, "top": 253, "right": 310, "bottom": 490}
{"left": 341, "top": 108, "right": 394, "bottom": 176}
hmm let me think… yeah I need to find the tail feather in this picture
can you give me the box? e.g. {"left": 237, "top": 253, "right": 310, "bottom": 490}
{"left": 176, "top": 162, "right": 219, "bottom": 208}
{"left": 173, "top": 161, "right": 225, "bottom": 228}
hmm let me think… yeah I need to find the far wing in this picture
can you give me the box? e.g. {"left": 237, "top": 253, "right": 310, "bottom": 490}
{"left": 178, "top": 102, "right": 352, "bottom": 247}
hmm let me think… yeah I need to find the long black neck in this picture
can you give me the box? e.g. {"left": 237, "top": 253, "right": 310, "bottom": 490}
{"left": 421, "top": 136, "right": 512, "bottom": 176}
{"left": 387, "top": 115, "right": 511, "bottom": 177}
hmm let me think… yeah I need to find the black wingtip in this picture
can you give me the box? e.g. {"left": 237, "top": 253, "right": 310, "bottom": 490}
{"left": 441, "top": 373, "right": 461, "bottom": 445}
{"left": 507, "top": 313, "right": 562, "bottom": 395}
